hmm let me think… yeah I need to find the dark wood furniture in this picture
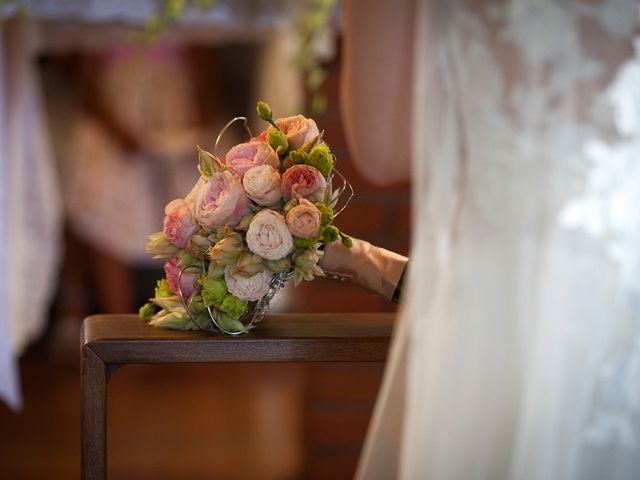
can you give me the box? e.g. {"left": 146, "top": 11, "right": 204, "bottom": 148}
{"left": 80, "top": 313, "right": 394, "bottom": 479}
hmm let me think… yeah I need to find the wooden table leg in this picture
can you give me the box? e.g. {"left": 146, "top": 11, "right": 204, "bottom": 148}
{"left": 81, "top": 346, "right": 107, "bottom": 480}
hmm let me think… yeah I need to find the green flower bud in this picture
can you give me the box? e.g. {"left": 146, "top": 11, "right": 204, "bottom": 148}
{"left": 290, "top": 149, "right": 308, "bottom": 165}
{"left": 268, "top": 126, "right": 288, "bottom": 155}
{"left": 188, "top": 294, "right": 206, "bottom": 314}
{"left": 214, "top": 225, "right": 235, "bottom": 242}
{"left": 149, "top": 308, "right": 192, "bottom": 330}
{"left": 217, "top": 312, "right": 246, "bottom": 333}
{"left": 145, "top": 232, "right": 180, "bottom": 259}
{"left": 293, "top": 248, "right": 324, "bottom": 282}
{"left": 188, "top": 234, "right": 213, "bottom": 256}
{"left": 197, "top": 145, "right": 213, "bottom": 177}
{"left": 283, "top": 198, "right": 299, "bottom": 216}
{"left": 139, "top": 302, "right": 159, "bottom": 321}
{"left": 153, "top": 296, "right": 183, "bottom": 312}
{"left": 237, "top": 212, "right": 254, "bottom": 231}
{"left": 201, "top": 277, "right": 228, "bottom": 307}
{"left": 207, "top": 260, "right": 225, "bottom": 279}
{"left": 265, "top": 257, "right": 292, "bottom": 273}
{"left": 314, "top": 202, "right": 334, "bottom": 226}
{"left": 155, "top": 278, "right": 172, "bottom": 298}
{"left": 307, "top": 143, "right": 334, "bottom": 177}
{"left": 208, "top": 233, "right": 244, "bottom": 265}
{"left": 300, "top": 133, "right": 322, "bottom": 153}
{"left": 294, "top": 235, "right": 322, "bottom": 248}
{"left": 322, "top": 225, "right": 339, "bottom": 243}
{"left": 256, "top": 101, "right": 273, "bottom": 121}
{"left": 178, "top": 253, "right": 200, "bottom": 268}
{"left": 218, "top": 294, "right": 248, "bottom": 320}
{"left": 340, "top": 232, "right": 353, "bottom": 248}
{"left": 230, "top": 252, "right": 264, "bottom": 278}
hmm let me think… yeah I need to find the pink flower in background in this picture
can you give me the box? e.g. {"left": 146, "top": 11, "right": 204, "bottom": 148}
{"left": 286, "top": 198, "right": 321, "bottom": 238}
{"left": 164, "top": 257, "right": 199, "bottom": 297}
{"left": 281, "top": 164, "right": 327, "bottom": 202}
{"left": 275, "top": 115, "right": 319, "bottom": 149}
{"left": 162, "top": 198, "right": 198, "bottom": 248}
{"left": 192, "top": 171, "right": 251, "bottom": 230}
{"left": 222, "top": 141, "right": 279, "bottom": 178}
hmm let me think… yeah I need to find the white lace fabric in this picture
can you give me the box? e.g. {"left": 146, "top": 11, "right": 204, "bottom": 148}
{"left": 357, "top": 1, "right": 640, "bottom": 479}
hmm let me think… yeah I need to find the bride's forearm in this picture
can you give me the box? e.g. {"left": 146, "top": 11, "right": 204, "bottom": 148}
{"left": 341, "top": 0, "right": 415, "bottom": 186}
{"left": 320, "top": 237, "right": 408, "bottom": 302}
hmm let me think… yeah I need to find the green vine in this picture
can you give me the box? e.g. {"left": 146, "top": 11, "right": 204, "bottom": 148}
{"left": 143, "top": 0, "right": 337, "bottom": 115}
{"left": 293, "top": 0, "right": 336, "bottom": 115}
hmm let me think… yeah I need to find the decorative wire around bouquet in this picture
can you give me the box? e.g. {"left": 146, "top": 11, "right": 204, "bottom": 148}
{"left": 176, "top": 116, "right": 352, "bottom": 335}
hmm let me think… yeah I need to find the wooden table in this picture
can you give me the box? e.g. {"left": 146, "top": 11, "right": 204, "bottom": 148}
{"left": 81, "top": 313, "right": 394, "bottom": 479}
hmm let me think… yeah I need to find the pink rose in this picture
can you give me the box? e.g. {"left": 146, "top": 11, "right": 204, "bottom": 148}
{"left": 164, "top": 257, "right": 199, "bottom": 298}
{"left": 162, "top": 198, "right": 198, "bottom": 248}
{"left": 242, "top": 165, "right": 282, "bottom": 206}
{"left": 222, "top": 141, "right": 279, "bottom": 178}
{"left": 274, "top": 115, "right": 320, "bottom": 149}
{"left": 192, "top": 171, "right": 251, "bottom": 231}
{"left": 286, "top": 198, "right": 321, "bottom": 238}
{"left": 281, "top": 164, "right": 327, "bottom": 202}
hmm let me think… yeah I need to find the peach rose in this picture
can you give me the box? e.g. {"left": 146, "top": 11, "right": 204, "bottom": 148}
{"left": 246, "top": 209, "right": 294, "bottom": 260}
{"left": 242, "top": 165, "right": 282, "bottom": 206}
{"left": 281, "top": 164, "right": 327, "bottom": 202}
{"left": 222, "top": 141, "right": 279, "bottom": 178}
{"left": 286, "top": 198, "right": 321, "bottom": 238}
{"left": 162, "top": 198, "right": 198, "bottom": 248}
{"left": 274, "top": 115, "right": 319, "bottom": 149}
{"left": 192, "top": 171, "right": 251, "bottom": 231}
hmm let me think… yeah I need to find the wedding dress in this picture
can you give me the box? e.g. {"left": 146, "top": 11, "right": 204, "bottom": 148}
{"left": 357, "top": 1, "right": 640, "bottom": 479}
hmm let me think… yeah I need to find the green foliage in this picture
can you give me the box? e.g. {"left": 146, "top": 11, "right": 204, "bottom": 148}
{"left": 217, "top": 294, "right": 248, "bottom": 320}
{"left": 340, "top": 232, "right": 353, "bottom": 248}
{"left": 139, "top": 302, "right": 159, "bottom": 321}
{"left": 256, "top": 101, "right": 273, "bottom": 122}
{"left": 321, "top": 225, "right": 339, "bottom": 243}
{"left": 307, "top": 143, "right": 334, "bottom": 177}
{"left": 155, "top": 279, "right": 172, "bottom": 298}
{"left": 314, "top": 202, "right": 333, "bottom": 226}
{"left": 294, "top": 235, "right": 322, "bottom": 248}
{"left": 268, "top": 127, "right": 289, "bottom": 155}
{"left": 201, "top": 277, "right": 227, "bottom": 307}
{"left": 290, "top": 149, "right": 308, "bottom": 165}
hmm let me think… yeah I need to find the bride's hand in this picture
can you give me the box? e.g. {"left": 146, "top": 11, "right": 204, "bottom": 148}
{"left": 320, "top": 236, "right": 408, "bottom": 301}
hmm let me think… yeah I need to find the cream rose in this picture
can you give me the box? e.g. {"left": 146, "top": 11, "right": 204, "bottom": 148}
{"left": 246, "top": 209, "right": 294, "bottom": 260}
{"left": 274, "top": 115, "right": 320, "bottom": 149}
{"left": 224, "top": 266, "right": 273, "bottom": 302}
{"left": 286, "top": 198, "right": 321, "bottom": 238}
{"left": 242, "top": 165, "right": 282, "bottom": 206}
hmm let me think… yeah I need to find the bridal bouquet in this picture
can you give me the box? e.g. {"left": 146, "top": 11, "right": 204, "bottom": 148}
{"left": 139, "top": 101, "right": 352, "bottom": 334}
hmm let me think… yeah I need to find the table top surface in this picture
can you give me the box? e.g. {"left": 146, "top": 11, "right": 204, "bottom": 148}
{"left": 82, "top": 313, "right": 396, "bottom": 364}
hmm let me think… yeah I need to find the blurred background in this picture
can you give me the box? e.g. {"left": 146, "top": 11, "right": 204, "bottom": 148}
{"left": 0, "top": 1, "right": 409, "bottom": 478}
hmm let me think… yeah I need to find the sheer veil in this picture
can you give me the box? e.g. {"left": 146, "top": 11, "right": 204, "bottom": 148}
{"left": 357, "top": 1, "right": 640, "bottom": 478}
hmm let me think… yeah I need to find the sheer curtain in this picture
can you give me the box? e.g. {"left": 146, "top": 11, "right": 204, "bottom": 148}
{"left": 358, "top": 0, "right": 640, "bottom": 478}
{"left": 0, "top": 19, "right": 62, "bottom": 410}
